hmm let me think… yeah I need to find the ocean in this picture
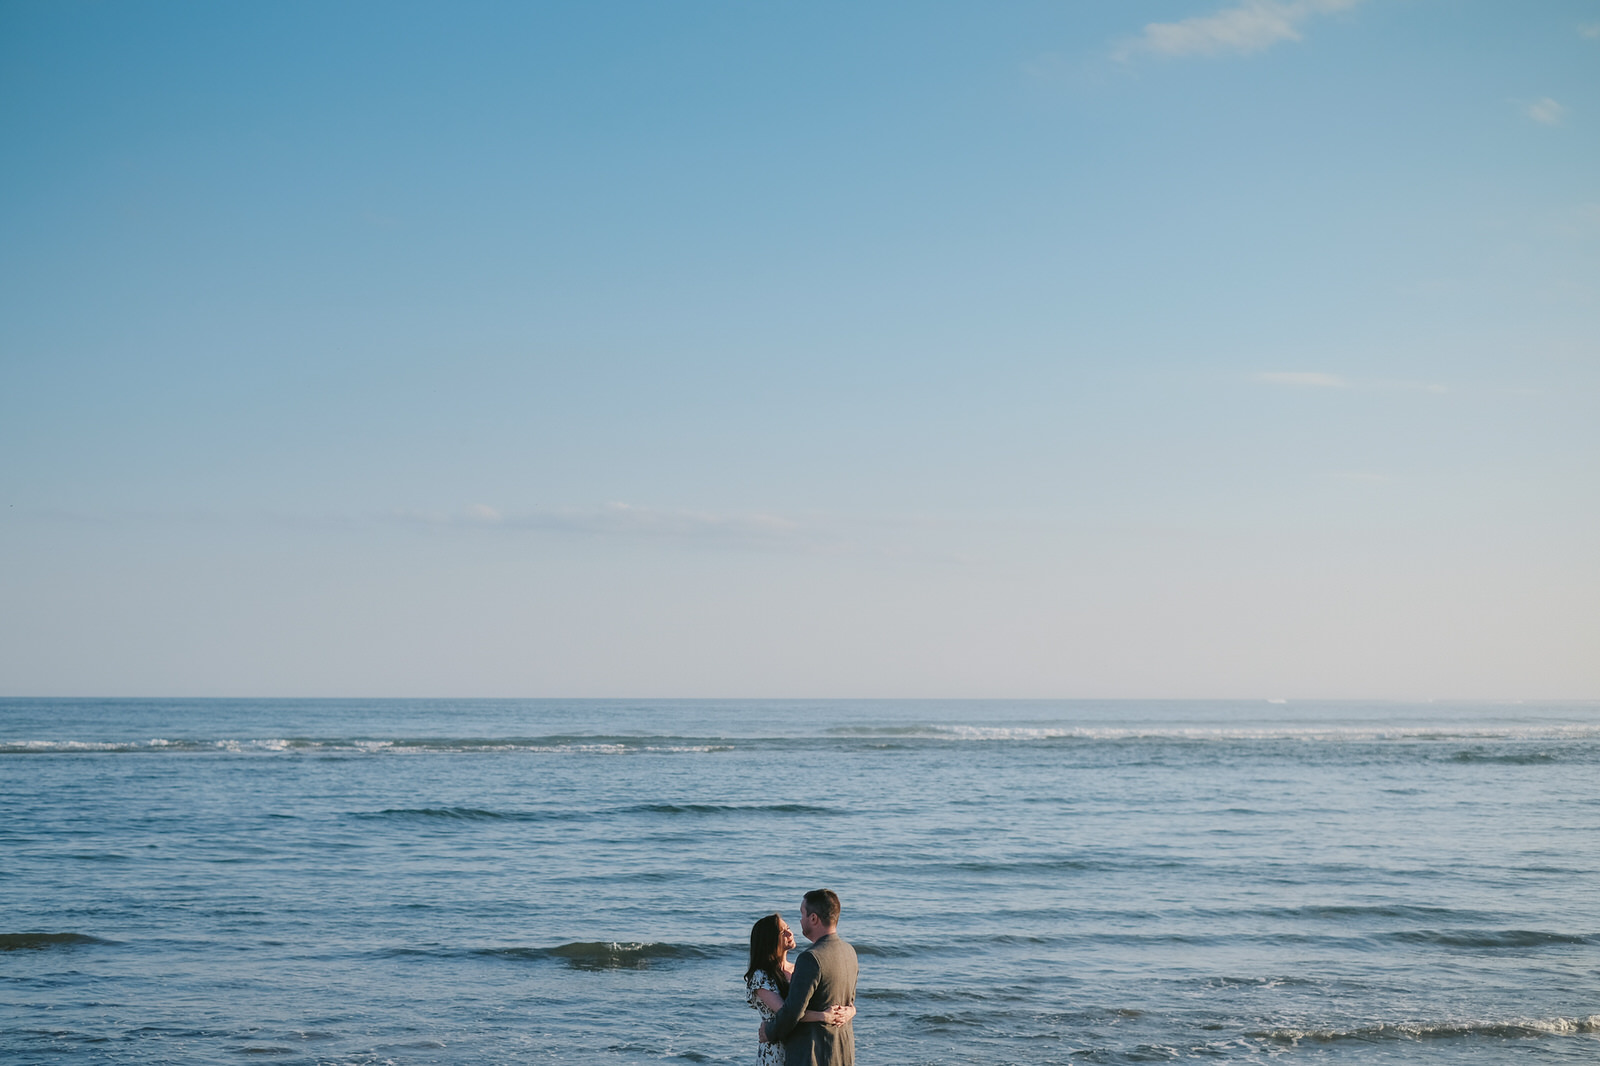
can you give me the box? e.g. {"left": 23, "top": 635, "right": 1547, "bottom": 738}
{"left": 2, "top": 698, "right": 1598, "bottom": 1064}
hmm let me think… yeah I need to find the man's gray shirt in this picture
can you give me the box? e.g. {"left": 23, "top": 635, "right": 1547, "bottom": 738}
{"left": 763, "top": 932, "right": 858, "bottom": 1066}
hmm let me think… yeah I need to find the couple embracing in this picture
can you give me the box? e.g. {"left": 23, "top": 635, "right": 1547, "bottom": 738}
{"left": 744, "top": 889, "right": 858, "bottom": 1066}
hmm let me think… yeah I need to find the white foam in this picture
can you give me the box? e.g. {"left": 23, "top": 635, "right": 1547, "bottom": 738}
{"left": 7, "top": 723, "right": 1598, "bottom": 755}
{"left": 904, "top": 723, "right": 1600, "bottom": 743}
{"left": 1262, "top": 1014, "right": 1600, "bottom": 1043}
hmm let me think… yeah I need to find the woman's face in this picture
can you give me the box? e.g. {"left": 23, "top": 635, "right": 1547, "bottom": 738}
{"left": 778, "top": 918, "right": 795, "bottom": 952}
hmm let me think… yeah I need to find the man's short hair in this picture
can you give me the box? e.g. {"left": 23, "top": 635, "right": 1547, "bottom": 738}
{"left": 802, "top": 889, "right": 841, "bottom": 927}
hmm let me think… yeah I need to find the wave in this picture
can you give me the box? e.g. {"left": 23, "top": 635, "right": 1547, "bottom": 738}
{"left": 618, "top": 802, "right": 840, "bottom": 816}
{"left": 1256, "top": 1015, "right": 1600, "bottom": 1043}
{"left": 854, "top": 934, "right": 1063, "bottom": 958}
{"left": 8, "top": 724, "right": 1600, "bottom": 756}
{"left": 1389, "top": 929, "right": 1591, "bottom": 948}
{"left": 1, "top": 738, "right": 298, "bottom": 754}
{"left": 0, "top": 932, "right": 116, "bottom": 951}
{"left": 0, "top": 735, "right": 737, "bottom": 755}
{"left": 538, "top": 941, "right": 718, "bottom": 969}
{"left": 355, "top": 802, "right": 840, "bottom": 822}
{"left": 827, "top": 723, "right": 1600, "bottom": 743}
{"left": 1449, "top": 749, "right": 1560, "bottom": 764}
{"left": 912, "top": 858, "right": 1102, "bottom": 874}
{"left": 1254, "top": 904, "right": 1495, "bottom": 922}
{"left": 357, "top": 807, "right": 572, "bottom": 822}
{"left": 381, "top": 941, "right": 720, "bottom": 969}
{"left": 833, "top": 927, "right": 1595, "bottom": 957}
{"left": 1202, "top": 975, "right": 1321, "bottom": 989}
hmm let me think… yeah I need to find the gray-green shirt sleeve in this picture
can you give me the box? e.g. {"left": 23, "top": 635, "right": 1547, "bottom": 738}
{"left": 763, "top": 950, "right": 820, "bottom": 1044}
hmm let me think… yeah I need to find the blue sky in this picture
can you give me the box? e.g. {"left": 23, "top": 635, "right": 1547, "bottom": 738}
{"left": 2, "top": 0, "right": 1596, "bottom": 697}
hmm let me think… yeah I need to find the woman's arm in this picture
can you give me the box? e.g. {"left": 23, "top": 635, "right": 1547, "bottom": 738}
{"left": 760, "top": 989, "right": 848, "bottom": 1025}
{"left": 801, "top": 1004, "right": 855, "bottom": 1026}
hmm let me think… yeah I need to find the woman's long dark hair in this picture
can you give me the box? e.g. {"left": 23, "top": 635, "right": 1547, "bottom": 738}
{"left": 745, "top": 913, "right": 790, "bottom": 995}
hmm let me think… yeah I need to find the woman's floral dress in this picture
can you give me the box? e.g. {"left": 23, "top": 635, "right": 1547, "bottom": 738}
{"left": 744, "top": 969, "right": 786, "bottom": 1066}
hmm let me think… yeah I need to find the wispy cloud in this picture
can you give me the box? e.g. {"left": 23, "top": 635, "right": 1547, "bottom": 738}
{"left": 398, "top": 502, "right": 807, "bottom": 547}
{"left": 1527, "top": 97, "right": 1564, "bottom": 126}
{"left": 1255, "top": 371, "right": 1348, "bottom": 388}
{"left": 1253, "top": 372, "right": 1446, "bottom": 393}
{"left": 1579, "top": 23, "right": 1600, "bottom": 40}
{"left": 1116, "top": 0, "right": 1364, "bottom": 60}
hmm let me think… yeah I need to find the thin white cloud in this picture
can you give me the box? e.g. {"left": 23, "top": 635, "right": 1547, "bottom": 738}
{"left": 1253, "top": 372, "right": 1446, "bottom": 393}
{"left": 1579, "top": 23, "right": 1600, "bottom": 39}
{"left": 1527, "top": 97, "right": 1564, "bottom": 126}
{"left": 1116, "top": 0, "right": 1364, "bottom": 60}
{"left": 571, "top": 502, "right": 800, "bottom": 541}
{"left": 1255, "top": 371, "right": 1348, "bottom": 388}
{"left": 399, "top": 502, "right": 805, "bottom": 546}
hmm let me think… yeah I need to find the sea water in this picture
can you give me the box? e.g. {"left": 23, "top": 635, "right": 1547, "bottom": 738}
{"left": 2, "top": 698, "right": 1598, "bottom": 1064}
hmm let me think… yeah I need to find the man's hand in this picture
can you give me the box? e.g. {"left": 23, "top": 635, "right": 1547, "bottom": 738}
{"left": 757, "top": 1022, "right": 768, "bottom": 1044}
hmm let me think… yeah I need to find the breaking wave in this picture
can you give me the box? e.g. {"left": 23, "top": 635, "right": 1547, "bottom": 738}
{"left": 8, "top": 718, "right": 1600, "bottom": 758}
{"left": 619, "top": 802, "right": 839, "bottom": 815}
{"left": 829, "top": 723, "right": 1600, "bottom": 743}
{"left": 0, "top": 932, "right": 116, "bottom": 951}
{"left": 1256, "top": 1015, "right": 1600, "bottom": 1043}
{"left": 380, "top": 941, "right": 720, "bottom": 969}
{"left": 355, "top": 802, "right": 840, "bottom": 822}
{"left": 0, "top": 736, "right": 737, "bottom": 755}
{"left": 357, "top": 807, "right": 573, "bottom": 822}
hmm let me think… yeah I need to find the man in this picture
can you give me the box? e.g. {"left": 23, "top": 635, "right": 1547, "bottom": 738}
{"left": 759, "top": 889, "right": 858, "bottom": 1066}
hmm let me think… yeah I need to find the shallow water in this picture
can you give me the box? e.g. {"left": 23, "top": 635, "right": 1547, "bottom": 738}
{"left": 3, "top": 698, "right": 1599, "bottom": 1064}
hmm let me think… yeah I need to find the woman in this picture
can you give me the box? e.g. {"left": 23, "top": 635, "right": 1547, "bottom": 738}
{"left": 744, "top": 913, "right": 855, "bottom": 1065}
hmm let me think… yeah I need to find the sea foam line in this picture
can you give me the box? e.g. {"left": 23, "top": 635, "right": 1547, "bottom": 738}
{"left": 1255, "top": 1015, "right": 1600, "bottom": 1043}
{"left": 6, "top": 724, "right": 1599, "bottom": 755}
{"left": 0, "top": 738, "right": 735, "bottom": 755}
{"left": 830, "top": 723, "right": 1600, "bottom": 742}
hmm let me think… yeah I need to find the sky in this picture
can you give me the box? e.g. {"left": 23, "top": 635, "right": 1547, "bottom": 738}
{"left": 1, "top": 0, "right": 1596, "bottom": 698}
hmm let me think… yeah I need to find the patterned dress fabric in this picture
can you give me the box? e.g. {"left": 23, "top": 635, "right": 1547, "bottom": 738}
{"left": 745, "top": 969, "right": 786, "bottom": 1066}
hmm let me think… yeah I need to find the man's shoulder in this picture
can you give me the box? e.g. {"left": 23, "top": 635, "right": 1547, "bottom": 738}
{"left": 812, "top": 933, "right": 856, "bottom": 959}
